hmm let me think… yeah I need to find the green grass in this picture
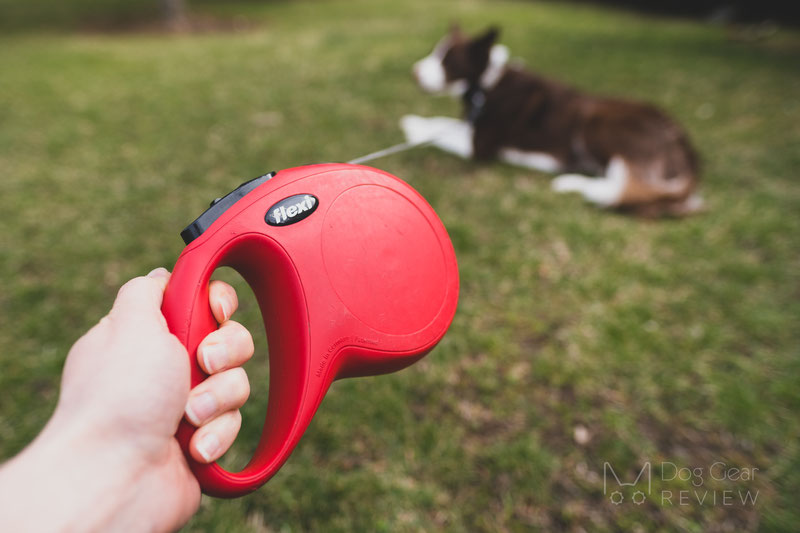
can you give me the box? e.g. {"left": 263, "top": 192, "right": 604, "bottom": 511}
{"left": 1, "top": 0, "right": 799, "bottom": 531}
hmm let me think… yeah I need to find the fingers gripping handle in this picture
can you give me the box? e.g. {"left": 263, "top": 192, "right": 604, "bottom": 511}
{"left": 162, "top": 233, "right": 318, "bottom": 498}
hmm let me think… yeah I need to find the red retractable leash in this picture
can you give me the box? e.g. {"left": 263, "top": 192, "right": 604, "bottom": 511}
{"left": 161, "top": 163, "right": 459, "bottom": 497}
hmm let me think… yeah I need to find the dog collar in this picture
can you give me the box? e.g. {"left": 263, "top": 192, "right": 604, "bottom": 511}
{"left": 464, "top": 84, "right": 487, "bottom": 124}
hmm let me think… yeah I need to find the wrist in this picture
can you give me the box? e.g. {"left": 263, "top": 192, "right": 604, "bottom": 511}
{"left": 0, "top": 414, "right": 148, "bottom": 532}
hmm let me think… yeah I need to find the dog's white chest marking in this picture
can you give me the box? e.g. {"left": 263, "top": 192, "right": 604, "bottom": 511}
{"left": 480, "top": 45, "right": 510, "bottom": 89}
{"left": 499, "top": 149, "right": 562, "bottom": 173}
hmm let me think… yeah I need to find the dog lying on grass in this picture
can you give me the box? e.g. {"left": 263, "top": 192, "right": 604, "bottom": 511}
{"left": 401, "top": 25, "right": 702, "bottom": 217}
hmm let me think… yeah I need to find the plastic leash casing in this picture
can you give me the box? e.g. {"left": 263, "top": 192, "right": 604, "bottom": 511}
{"left": 161, "top": 163, "right": 459, "bottom": 498}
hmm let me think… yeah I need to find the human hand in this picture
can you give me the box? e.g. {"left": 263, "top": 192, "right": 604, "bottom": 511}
{"left": 0, "top": 268, "right": 254, "bottom": 532}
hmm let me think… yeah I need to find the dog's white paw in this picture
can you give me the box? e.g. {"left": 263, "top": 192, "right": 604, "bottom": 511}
{"left": 551, "top": 174, "right": 587, "bottom": 194}
{"left": 400, "top": 114, "right": 434, "bottom": 145}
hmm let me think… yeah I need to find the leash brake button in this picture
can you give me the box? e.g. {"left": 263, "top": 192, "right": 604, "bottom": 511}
{"left": 180, "top": 171, "right": 276, "bottom": 245}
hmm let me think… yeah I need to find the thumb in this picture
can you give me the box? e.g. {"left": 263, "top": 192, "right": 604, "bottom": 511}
{"left": 109, "top": 268, "right": 172, "bottom": 325}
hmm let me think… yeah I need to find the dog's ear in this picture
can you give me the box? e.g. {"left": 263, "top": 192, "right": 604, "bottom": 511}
{"left": 449, "top": 22, "right": 464, "bottom": 40}
{"left": 476, "top": 26, "right": 500, "bottom": 47}
{"left": 469, "top": 26, "right": 500, "bottom": 62}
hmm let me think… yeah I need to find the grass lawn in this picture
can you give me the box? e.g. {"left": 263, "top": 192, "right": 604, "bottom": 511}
{"left": 1, "top": 0, "right": 799, "bottom": 530}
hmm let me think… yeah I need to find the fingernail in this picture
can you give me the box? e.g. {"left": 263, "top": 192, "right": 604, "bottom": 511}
{"left": 196, "top": 432, "right": 221, "bottom": 462}
{"left": 185, "top": 392, "right": 217, "bottom": 426}
{"left": 201, "top": 343, "right": 229, "bottom": 374}
{"left": 220, "top": 298, "right": 231, "bottom": 323}
{"left": 147, "top": 267, "right": 168, "bottom": 278}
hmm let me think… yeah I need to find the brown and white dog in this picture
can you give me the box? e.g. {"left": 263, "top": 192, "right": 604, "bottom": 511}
{"left": 401, "top": 26, "right": 702, "bottom": 216}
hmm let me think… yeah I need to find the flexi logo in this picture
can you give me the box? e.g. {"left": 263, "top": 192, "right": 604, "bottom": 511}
{"left": 266, "top": 194, "right": 318, "bottom": 226}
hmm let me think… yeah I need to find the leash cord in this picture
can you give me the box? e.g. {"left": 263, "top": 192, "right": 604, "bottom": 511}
{"left": 347, "top": 139, "right": 434, "bottom": 165}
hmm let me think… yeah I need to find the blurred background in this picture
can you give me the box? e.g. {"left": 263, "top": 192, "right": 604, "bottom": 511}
{"left": 1, "top": 0, "right": 798, "bottom": 531}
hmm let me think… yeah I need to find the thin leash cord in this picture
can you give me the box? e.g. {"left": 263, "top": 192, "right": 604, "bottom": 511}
{"left": 347, "top": 123, "right": 456, "bottom": 165}
{"left": 347, "top": 139, "right": 433, "bottom": 165}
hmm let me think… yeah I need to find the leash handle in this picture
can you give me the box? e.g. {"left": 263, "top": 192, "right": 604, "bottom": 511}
{"left": 163, "top": 232, "right": 314, "bottom": 497}
{"left": 162, "top": 164, "right": 459, "bottom": 497}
